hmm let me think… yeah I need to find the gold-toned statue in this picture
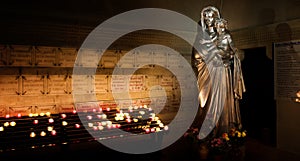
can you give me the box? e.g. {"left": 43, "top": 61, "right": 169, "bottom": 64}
{"left": 192, "top": 6, "right": 246, "bottom": 138}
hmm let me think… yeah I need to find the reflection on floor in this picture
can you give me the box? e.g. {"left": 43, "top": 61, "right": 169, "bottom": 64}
{"left": 0, "top": 137, "right": 300, "bottom": 161}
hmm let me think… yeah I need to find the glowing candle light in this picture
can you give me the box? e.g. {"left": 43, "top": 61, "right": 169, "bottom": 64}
{"left": 40, "top": 131, "right": 46, "bottom": 136}
{"left": 101, "top": 121, "right": 106, "bottom": 126}
{"left": 29, "top": 113, "right": 33, "bottom": 117}
{"left": 145, "top": 128, "right": 150, "bottom": 133}
{"left": 106, "top": 107, "right": 110, "bottom": 111}
{"left": 0, "top": 126, "right": 4, "bottom": 131}
{"left": 88, "top": 123, "right": 93, "bottom": 127}
{"left": 87, "top": 115, "right": 92, "bottom": 120}
{"left": 98, "top": 126, "right": 104, "bottom": 130}
{"left": 151, "top": 128, "right": 155, "bottom": 133}
{"left": 10, "top": 121, "right": 16, "bottom": 126}
{"left": 93, "top": 126, "right": 98, "bottom": 131}
{"left": 72, "top": 110, "right": 77, "bottom": 114}
{"left": 75, "top": 124, "right": 80, "bottom": 128}
{"left": 97, "top": 115, "right": 102, "bottom": 119}
{"left": 51, "top": 130, "right": 56, "bottom": 136}
{"left": 159, "top": 123, "right": 164, "bottom": 128}
{"left": 126, "top": 118, "right": 131, "bottom": 123}
{"left": 48, "top": 118, "right": 54, "bottom": 123}
{"left": 61, "top": 114, "right": 66, "bottom": 119}
{"left": 114, "top": 116, "right": 119, "bottom": 121}
{"left": 133, "top": 118, "right": 138, "bottom": 122}
{"left": 62, "top": 121, "right": 68, "bottom": 126}
{"left": 30, "top": 132, "right": 36, "bottom": 138}
{"left": 17, "top": 113, "right": 22, "bottom": 118}
{"left": 5, "top": 114, "right": 9, "bottom": 118}
{"left": 45, "top": 112, "right": 51, "bottom": 117}
{"left": 164, "top": 126, "right": 169, "bottom": 131}
{"left": 47, "top": 126, "right": 53, "bottom": 131}
{"left": 93, "top": 109, "right": 96, "bottom": 112}
{"left": 33, "top": 120, "right": 38, "bottom": 124}
{"left": 40, "top": 113, "right": 45, "bottom": 116}
{"left": 107, "top": 125, "right": 112, "bottom": 129}
{"left": 106, "top": 121, "right": 112, "bottom": 125}
{"left": 155, "top": 127, "right": 160, "bottom": 132}
{"left": 4, "top": 122, "right": 9, "bottom": 127}
{"left": 102, "top": 114, "right": 107, "bottom": 119}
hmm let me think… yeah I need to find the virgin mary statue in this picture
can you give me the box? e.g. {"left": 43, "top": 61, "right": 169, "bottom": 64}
{"left": 192, "top": 6, "right": 246, "bottom": 139}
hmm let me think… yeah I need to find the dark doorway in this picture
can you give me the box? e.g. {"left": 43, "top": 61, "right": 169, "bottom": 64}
{"left": 239, "top": 47, "right": 276, "bottom": 146}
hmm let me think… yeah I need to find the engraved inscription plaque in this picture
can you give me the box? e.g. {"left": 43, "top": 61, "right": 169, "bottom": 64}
{"left": 79, "top": 48, "right": 100, "bottom": 67}
{"left": 22, "top": 75, "right": 44, "bottom": 95}
{"left": 135, "top": 51, "right": 152, "bottom": 68}
{"left": 100, "top": 50, "right": 118, "bottom": 68}
{"left": 0, "top": 75, "right": 19, "bottom": 95}
{"left": 153, "top": 52, "right": 167, "bottom": 67}
{"left": 93, "top": 75, "right": 108, "bottom": 94}
{"left": 35, "top": 46, "right": 57, "bottom": 67}
{"left": 129, "top": 75, "right": 145, "bottom": 92}
{"left": 117, "top": 51, "right": 135, "bottom": 68}
{"left": 47, "top": 75, "right": 68, "bottom": 95}
{"left": 8, "top": 106, "right": 32, "bottom": 116}
{"left": 58, "top": 48, "right": 77, "bottom": 67}
{"left": 111, "top": 75, "right": 128, "bottom": 93}
{"left": 9, "top": 45, "right": 33, "bottom": 66}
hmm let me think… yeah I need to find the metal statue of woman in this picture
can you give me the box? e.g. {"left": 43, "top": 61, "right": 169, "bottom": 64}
{"left": 192, "top": 6, "right": 246, "bottom": 139}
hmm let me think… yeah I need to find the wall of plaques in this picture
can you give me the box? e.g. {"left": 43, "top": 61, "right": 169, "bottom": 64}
{"left": 0, "top": 44, "right": 191, "bottom": 123}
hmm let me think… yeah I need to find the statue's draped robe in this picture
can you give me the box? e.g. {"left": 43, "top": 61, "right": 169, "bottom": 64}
{"left": 192, "top": 30, "right": 246, "bottom": 139}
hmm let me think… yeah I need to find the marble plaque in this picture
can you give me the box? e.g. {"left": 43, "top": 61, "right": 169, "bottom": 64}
{"left": 22, "top": 75, "right": 45, "bottom": 95}
{"left": 167, "top": 52, "right": 182, "bottom": 68}
{"left": 71, "top": 75, "right": 93, "bottom": 94}
{"left": 110, "top": 75, "right": 128, "bottom": 93}
{"left": 135, "top": 51, "right": 152, "bottom": 68}
{"left": 8, "top": 106, "right": 32, "bottom": 116}
{"left": 99, "top": 101, "right": 118, "bottom": 109}
{"left": 59, "top": 104, "right": 75, "bottom": 113}
{"left": 129, "top": 75, "right": 145, "bottom": 92}
{"left": 58, "top": 48, "right": 77, "bottom": 67}
{"left": 79, "top": 48, "right": 100, "bottom": 67}
{"left": 0, "top": 75, "right": 19, "bottom": 95}
{"left": 117, "top": 51, "right": 135, "bottom": 68}
{"left": 35, "top": 105, "right": 58, "bottom": 114}
{"left": 153, "top": 52, "right": 167, "bottom": 67}
{"left": 93, "top": 75, "right": 108, "bottom": 94}
{"left": 9, "top": 45, "right": 33, "bottom": 66}
{"left": 100, "top": 50, "right": 118, "bottom": 68}
{"left": 75, "top": 102, "right": 98, "bottom": 112}
{"left": 160, "top": 76, "right": 174, "bottom": 88}
{"left": 146, "top": 75, "right": 159, "bottom": 91}
{"left": 117, "top": 99, "right": 132, "bottom": 109}
{"left": 35, "top": 46, "right": 57, "bottom": 66}
{"left": 47, "top": 75, "right": 68, "bottom": 95}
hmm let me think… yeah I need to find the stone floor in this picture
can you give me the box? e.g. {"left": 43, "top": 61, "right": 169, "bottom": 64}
{"left": 0, "top": 137, "right": 300, "bottom": 161}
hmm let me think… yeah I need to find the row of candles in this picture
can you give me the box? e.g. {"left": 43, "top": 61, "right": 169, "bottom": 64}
{"left": 0, "top": 105, "right": 168, "bottom": 141}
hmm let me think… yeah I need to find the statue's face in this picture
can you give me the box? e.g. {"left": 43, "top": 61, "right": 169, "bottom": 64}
{"left": 216, "top": 23, "right": 226, "bottom": 34}
{"left": 204, "top": 11, "right": 215, "bottom": 27}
